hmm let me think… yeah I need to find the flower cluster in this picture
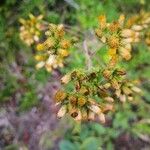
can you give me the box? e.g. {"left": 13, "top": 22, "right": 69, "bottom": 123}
{"left": 126, "top": 11, "right": 150, "bottom": 46}
{"left": 35, "top": 24, "right": 71, "bottom": 72}
{"left": 55, "top": 68, "right": 141, "bottom": 123}
{"left": 102, "top": 68, "right": 141, "bottom": 102}
{"left": 19, "top": 12, "right": 145, "bottom": 123}
{"left": 19, "top": 14, "right": 43, "bottom": 46}
{"left": 95, "top": 15, "right": 140, "bottom": 63}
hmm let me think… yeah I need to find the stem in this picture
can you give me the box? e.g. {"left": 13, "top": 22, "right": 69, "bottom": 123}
{"left": 83, "top": 40, "right": 92, "bottom": 71}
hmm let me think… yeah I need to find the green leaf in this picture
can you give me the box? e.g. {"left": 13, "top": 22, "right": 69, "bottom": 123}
{"left": 91, "top": 123, "right": 106, "bottom": 135}
{"left": 80, "top": 137, "right": 100, "bottom": 150}
{"left": 59, "top": 140, "right": 77, "bottom": 150}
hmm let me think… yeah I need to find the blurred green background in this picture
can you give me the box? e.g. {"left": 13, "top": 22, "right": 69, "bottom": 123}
{"left": 0, "top": 0, "right": 150, "bottom": 150}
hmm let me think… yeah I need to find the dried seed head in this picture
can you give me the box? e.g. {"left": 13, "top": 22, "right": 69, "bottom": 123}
{"left": 88, "top": 104, "right": 101, "bottom": 114}
{"left": 103, "top": 69, "right": 112, "bottom": 79}
{"left": 98, "top": 113, "right": 106, "bottom": 124}
{"left": 122, "top": 86, "right": 132, "bottom": 95}
{"left": 121, "top": 29, "right": 135, "bottom": 38}
{"left": 69, "top": 95, "right": 77, "bottom": 106}
{"left": 95, "top": 28, "right": 103, "bottom": 38}
{"left": 57, "top": 105, "right": 67, "bottom": 118}
{"left": 82, "top": 108, "right": 88, "bottom": 121}
{"left": 111, "top": 78, "right": 120, "bottom": 89}
{"left": 128, "top": 96, "right": 133, "bottom": 101}
{"left": 88, "top": 111, "right": 95, "bottom": 121}
{"left": 70, "top": 109, "right": 79, "bottom": 118}
{"left": 79, "top": 87, "right": 89, "bottom": 95}
{"left": 131, "top": 86, "right": 141, "bottom": 93}
{"left": 97, "top": 88, "right": 108, "bottom": 98}
{"left": 104, "top": 97, "right": 114, "bottom": 103}
{"left": 101, "top": 36, "right": 107, "bottom": 43}
{"left": 36, "top": 61, "right": 45, "bottom": 69}
{"left": 115, "top": 89, "right": 121, "bottom": 97}
{"left": 102, "top": 104, "right": 114, "bottom": 113}
{"left": 131, "top": 25, "right": 143, "bottom": 31}
{"left": 116, "top": 69, "right": 126, "bottom": 76}
{"left": 103, "top": 83, "right": 111, "bottom": 89}
{"left": 74, "top": 110, "right": 82, "bottom": 121}
{"left": 120, "top": 94, "right": 126, "bottom": 103}
{"left": 61, "top": 74, "right": 71, "bottom": 84}
{"left": 119, "top": 47, "right": 132, "bottom": 60}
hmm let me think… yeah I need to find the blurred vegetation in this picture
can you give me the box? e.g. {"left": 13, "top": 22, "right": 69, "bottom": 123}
{"left": 0, "top": 0, "right": 150, "bottom": 149}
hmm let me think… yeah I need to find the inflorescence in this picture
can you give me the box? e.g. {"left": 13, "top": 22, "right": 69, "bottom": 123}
{"left": 19, "top": 11, "right": 150, "bottom": 123}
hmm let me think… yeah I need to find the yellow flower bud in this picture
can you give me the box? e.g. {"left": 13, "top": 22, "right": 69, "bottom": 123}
{"left": 58, "top": 49, "right": 69, "bottom": 57}
{"left": 54, "top": 90, "right": 67, "bottom": 102}
{"left": 34, "top": 55, "right": 45, "bottom": 61}
{"left": 118, "top": 14, "right": 125, "bottom": 27}
{"left": 108, "top": 36, "right": 120, "bottom": 48}
{"left": 109, "top": 22, "right": 120, "bottom": 32}
{"left": 108, "top": 48, "right": 117, "bottom": 56}
{"left": 78, "top": 97, "right": 86, "bottom": 107}
{"left": 60, "top": 40, "right": 70, "bottom": 49}
{"left": 44, "top": 38, "right": 55, "bottom": 48}
{"left": 36, "top": 43, "right": 45, "bottom": 51}
{"left": 57, "top": 24, "right": 65, "bottom": 37}
{"left": 98, "top": 15, "right": 106, "bottom": 29}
